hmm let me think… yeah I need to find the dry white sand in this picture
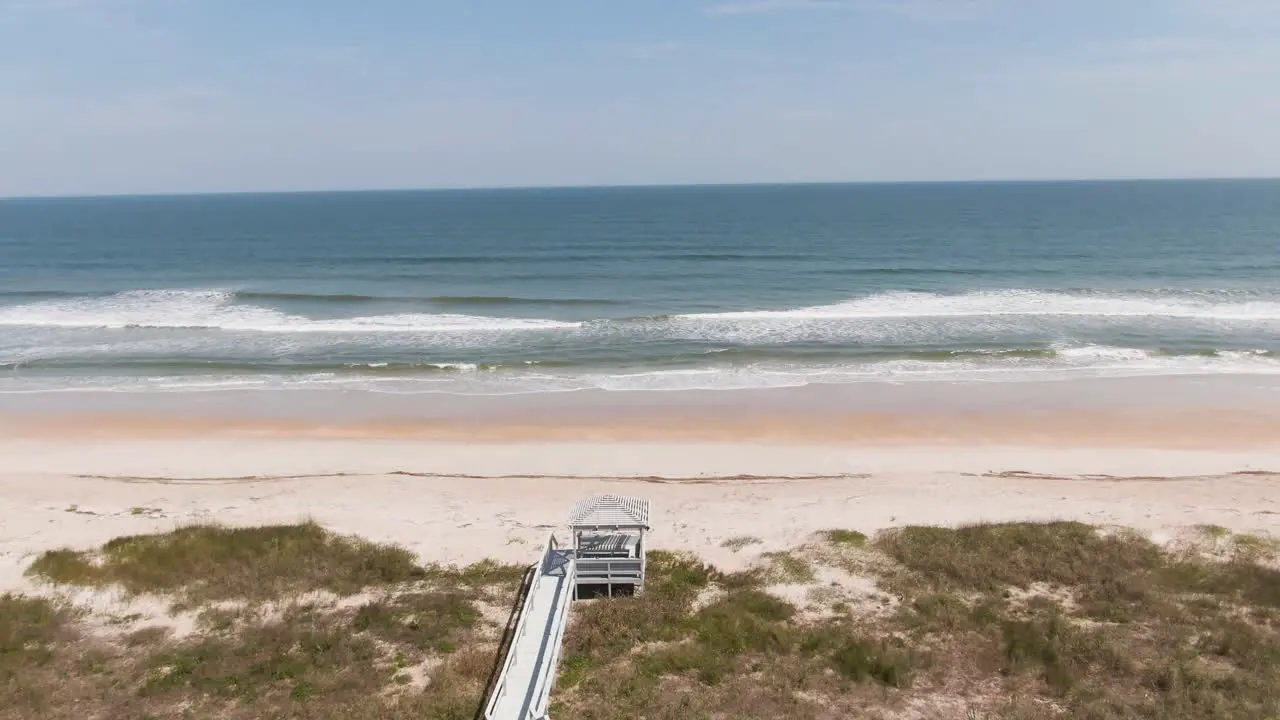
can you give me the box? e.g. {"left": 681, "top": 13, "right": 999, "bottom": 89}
{"left": 4, "top": 437, "right": 1280, "bottom": 595}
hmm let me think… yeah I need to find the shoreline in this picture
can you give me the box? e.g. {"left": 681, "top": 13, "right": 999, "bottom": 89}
{"left": 5, "top": 408, "right": 1280, "bottom": 448}
{"left": 4, "top": 373, "right": 1280, "bottom": 448}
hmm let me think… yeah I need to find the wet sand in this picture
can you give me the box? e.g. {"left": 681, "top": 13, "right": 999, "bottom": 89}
{"left": 4, "top": 374, "right": 1280, "bottom": 447}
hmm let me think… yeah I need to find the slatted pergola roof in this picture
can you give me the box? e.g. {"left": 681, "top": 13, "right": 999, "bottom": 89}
{"left": 568, "top": 495, "right": 650, "bottom": 530}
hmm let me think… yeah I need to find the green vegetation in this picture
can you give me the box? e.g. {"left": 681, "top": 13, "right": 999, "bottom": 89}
{"left": 26, "top": 522, "right": 425, "bottom": 604}
{"left": 719, "top": 535, "right": 763, "bottom": 551}
{"left": 760, "top": 550, "right": 818, "bottom": 583}
{"left": 828, "top": 637, "right": 912, "bottom": 687}
{"left": 872, "top": 522, "right": 1280, "bottom": 718}
{"left": 8, "top": 523, "right": 525, "bottom": 719}
{"left": 1, "top": 594, "right": 74, "bottom": 699}
{"left": 553, "top": 550, "right": 910, "bottom": 718}
{"left": 822, "top": 529, "right": 868, "bottom": 547}
{"left": 351, "top": 591, "right": 479, "bottom": 653}
{"left": 551, "top": 523, "right": 1280, "bottom": 718}
{"left": 9, "top": 520, "right": 1280, "bottom": 718}
{"left": 875, "top": 521, "right": 1163, "bottom": 593}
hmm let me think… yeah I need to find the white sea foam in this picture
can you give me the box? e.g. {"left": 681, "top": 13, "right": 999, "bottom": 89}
{"left": 638, "top": 290, "right": 1280, "bottom": 345}
{"left": 677, "top": 290, "right": 1280, "bottom": 322}
{"left": 426, "top": 362, "right": 481, "bottom": 371}
{"left": 0, "top": 290, "right": 576, "bottom": 333}
{"left": 1053, "top": 344, "right": 1153, "bottom": 362}
{"left": 4, "top": 288, "right": 1280, "bottom": 394}
{"left": 4, "top": 289, "right": 1280, "bottom": 340}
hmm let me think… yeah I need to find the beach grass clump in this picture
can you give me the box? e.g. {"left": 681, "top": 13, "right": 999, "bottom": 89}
{"left": 637, "top": 590, "right": 796, "bottom": 685}
{"left": 351, "top": 591, "right": 480, "bottom": 654}
{"left": 875, "top": 521, "right": 1163, "bottom": 594}
{"left": 10, "top": 522, "right": 522, "bottom": 718}
{"left": 720, "top": 535, "right": 763, "bottom": 551}
{"left": 866, "top": 522, "right": 1280, "bottom": 717}
{"left": 822, "top": 529, "right": 868, "bottom": 547}
{"left": 828, "top": 636, "right": 913, "bottom": 687}
{"left": 897, "top": 592, "right": 1002, "bottom": 634}
{"left": 560, "top": 550, "right": 717, "bottom": 668}
{"left": 995, "top": 605, "right": 1133, "bottom": 697}
{"left": 139, "top": 605, "right": 384, "bottom": 703}
{"left": 0, "top": 594, "right": 73, "bottom": 680}
{"left": 24, "top": 549, "right": 99, "bottom": 588}
{"left": 136, "top": 599, "right": 498, "bottom": 719}
{"left": 646, "top": 550, "right": 718, "bottom": 596}
{"left": 553, "top": 548, "right": 917, "bottom": 719}
{"left": 0, "top": 594, "right": 78, "bottom": 715}
{"left": 760, "top": 551, "right": 818, "bottom": 584}
{"left": 7, "top": 520, "right": 523, "bottom": 720}
{"left": 26, "top": 522, "right": 425, "bottom": 604}
{"left": 430, "top": 558, "right": 529, "bottom": 588}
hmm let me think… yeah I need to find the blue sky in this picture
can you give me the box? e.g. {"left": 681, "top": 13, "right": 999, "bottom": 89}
{"left": 1, "top": 0, "right": 1278, "bottom": 195}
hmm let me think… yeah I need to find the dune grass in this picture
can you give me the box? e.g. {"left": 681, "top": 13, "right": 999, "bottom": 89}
{"left": 553, "top": 550, "right": 913, "bottom": 718}
{"left": 26, "top": 522, "right": 426, "bottom": 605}
{"left": 8, "top": 523, "right": 526, "bottom": 720}
{"left": 822, "top": 529, "right": 868, "bottom": 547}
{"left": 10, "top": 520, "right": 1280, "bottom": 718}
{"left": 875, "top": 521, "right": 1164, "bottom": 593}
{"left": 551, "top": 523, "right": 1280, "bottom": 718}
{"left": 872, "top": 522, "right": 1280, "bottom": 718}
{"left": 719, "top": 535, "right": 763, "bottom": 551}
{"left": 0, "top": 594, "right": 75, "bottom": 695}
{"left": 351, "top": 590, "right": 480, "bottom": 654}
{"left": 760, "top": 550, "right": 818, "bottom": 584}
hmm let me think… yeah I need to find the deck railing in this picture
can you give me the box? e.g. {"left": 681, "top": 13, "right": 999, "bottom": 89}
{"left": 528, "top": 549, "right": 574, "bottom": 718}
{"left": 482, "top": 533, "right": 571, "bottom": 720}
{"left": 575, "top": 558, "right": 643, "bottom": 578}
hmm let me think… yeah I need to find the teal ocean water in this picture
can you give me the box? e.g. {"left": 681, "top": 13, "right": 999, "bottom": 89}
{"left": 2, "top": 181, "right": 1280, "bottom": 395}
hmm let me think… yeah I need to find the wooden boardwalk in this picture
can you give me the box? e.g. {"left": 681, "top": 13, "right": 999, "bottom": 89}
{"left": 484, "top": 496, "right": 649, "bottom": 719}
{"left": 483, "top": 536, "right": 576, "bottom": 720}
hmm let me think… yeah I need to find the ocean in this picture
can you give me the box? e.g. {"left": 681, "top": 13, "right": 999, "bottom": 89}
{"left": 2, "top": 180, "right": 1280, "bottom": 397}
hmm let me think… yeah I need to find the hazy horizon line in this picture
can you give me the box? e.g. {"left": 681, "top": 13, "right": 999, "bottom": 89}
{"left": 3, "top": 175, "right": 1278, "bottom": 202}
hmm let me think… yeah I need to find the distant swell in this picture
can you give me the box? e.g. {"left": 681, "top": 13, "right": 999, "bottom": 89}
{"left": 0, "top": 290, "right": 100, "bottom": 300}
{"left": 235, "top": 291, "right": 387, "bottom": 303}
{"left": 0, "top": 290, "right": 575, "bottom": 332}
{"left": 424, "top": 295, "right": 619, "bottom": 306}
{"left": 654, "top": 252, "right": 813, "bottom": 262}
{"left": 234, "top": 291, "right": 619, "bottom": 307}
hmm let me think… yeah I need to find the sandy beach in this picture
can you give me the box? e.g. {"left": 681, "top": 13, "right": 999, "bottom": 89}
{"left": 5, "top": 380, "right": 1280, "bottom": 718}
{"left": 5, "top": 423, "right": 1280, "bottom": 594}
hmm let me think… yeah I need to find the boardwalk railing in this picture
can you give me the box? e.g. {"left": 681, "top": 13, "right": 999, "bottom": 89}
{"left": 527, "top": 545, "right": 574, "bottom": 719}
{"left": 483, "top": 533, "right": 575, "bottom": 720}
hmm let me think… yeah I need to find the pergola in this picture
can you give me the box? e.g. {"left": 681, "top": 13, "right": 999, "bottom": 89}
{"left": 567, "top": 495, "right": 650, "bottom": 598}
